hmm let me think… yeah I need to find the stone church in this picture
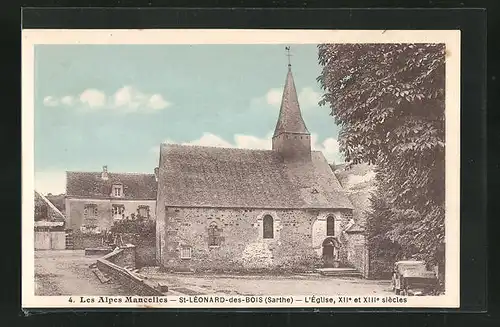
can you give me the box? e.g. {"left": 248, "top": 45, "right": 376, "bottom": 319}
{"left": 156, "top": 63, "right": 369, "bottom": 276}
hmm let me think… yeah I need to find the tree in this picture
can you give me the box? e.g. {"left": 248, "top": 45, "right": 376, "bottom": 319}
{"left": 317, "top": 43, "right": 445, "bottom": 266}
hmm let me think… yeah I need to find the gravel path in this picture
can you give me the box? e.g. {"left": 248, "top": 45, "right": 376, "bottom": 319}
{"left": 35, "top": 250, "right": 129, "bottom": 296}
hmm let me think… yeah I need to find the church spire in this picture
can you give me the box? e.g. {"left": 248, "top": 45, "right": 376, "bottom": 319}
{"left": 272, "top": 47, "right": 311, "bottom": 162}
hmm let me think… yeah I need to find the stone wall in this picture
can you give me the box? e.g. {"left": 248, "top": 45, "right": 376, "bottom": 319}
{"left": 272, "top": 133, "right": 312, "bottom": 162}
{"left": 345, "top": 232, "right": 369, "bottom": 278}
{"left": 110, "top": 245, "right": 136, "bottom": 269}
{"left": 157, "top": 206, "right": 352, "bottom": 272}
{"left": 66, "top": 198, "right": 156, "bottom": 232}
{"left": 96, "top": 247, "right": 163, "bottom": 296}
{"left": 72, "top": 232, "right": 103, "bottom": 250}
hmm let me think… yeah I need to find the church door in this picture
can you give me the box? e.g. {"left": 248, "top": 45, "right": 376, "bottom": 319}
{"left": 322, "top": 238, "right": 339, "bottom": 268}
{"left": 322, "top": 243, "right": 335, "bottom": 267}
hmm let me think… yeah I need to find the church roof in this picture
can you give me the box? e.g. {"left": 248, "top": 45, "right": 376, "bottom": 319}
{"left": 273, "top": 67, "right": 310, "bottom": 137}
{"left": 66, "top": 171, "right": 157, "bottom": 200}
{"left": 158, "top": 144, "right": 353, "bottom": 209}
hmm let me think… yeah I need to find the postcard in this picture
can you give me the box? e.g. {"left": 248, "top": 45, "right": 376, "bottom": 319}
{"left": 22, "top": 29, "right": 460, "bottom": 309}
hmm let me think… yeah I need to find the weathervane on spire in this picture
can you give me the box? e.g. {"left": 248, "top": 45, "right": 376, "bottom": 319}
{"left": 285, "top": 46, "right": 292, "bottom": 67}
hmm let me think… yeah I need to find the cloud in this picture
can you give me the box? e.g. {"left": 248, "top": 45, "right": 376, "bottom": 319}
{"left": 148, "top": 94, "right": 170, "bottom": 110}
{"left": 60, "top": 95, "right": 76, "bottom": 106}
{"left": 43, "top": 96, "right": 59, "bottom": 107}
{"left": 182, "top": 133, "right": 234, "bottom": 148}
{"left": 79, "top": 89, "right": 107, "bottom": 108}
{"left": 152, "top": 132, "right": 340, "bottom": 163}
{"left": 35, "top": 171, "right": 66, "bottom": 195}
{"left": 310, "top": 134, "right": 341, "bottom": 163}
{"left": 298, "top": 87, "right": 321, "bottom": 108}
{"left": 42, "top": 86, "right": 171, "bottom": 113}
{"left": 265, "top": 88, "right": 283, "bottom": 106}
{"left": 252, "top": 86, "right": 322, "bottom": 109}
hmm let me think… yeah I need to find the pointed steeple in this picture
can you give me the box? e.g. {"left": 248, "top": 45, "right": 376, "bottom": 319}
{"left": 272, "top": 50, "right": 312, "bottom": 162}
{"left": 273, "top": 66, "right": 310, "bottom": 137}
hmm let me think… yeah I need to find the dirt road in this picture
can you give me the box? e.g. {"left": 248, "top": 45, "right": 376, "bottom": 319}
{"left": 34, "top": 250, "right": 129, "bottom": 296}
{"left": 140, "top": 269, "right": 394, "bottom": 296}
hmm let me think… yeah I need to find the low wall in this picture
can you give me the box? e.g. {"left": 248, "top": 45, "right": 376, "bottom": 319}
{"left": 135, "top": 244, "right": 156, "bottom": 268}
{"left": 96, "top": 246, "right": 164, "bottom": 296}
{"left": 73, "top": 233, "right": 103, "bottom": 250}
{"left": 345, "top": 232, "right": 369, "bottom": 278}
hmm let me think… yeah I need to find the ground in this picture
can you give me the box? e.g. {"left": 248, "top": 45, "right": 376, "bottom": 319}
{"left": 35, "top": 250, "right": 393, "bottom": 296}
{"left": 35, "top": 250, "right": 129, "bottom": 296}
{"left": 139, "top": 268, "right": 393, "bottom": 296}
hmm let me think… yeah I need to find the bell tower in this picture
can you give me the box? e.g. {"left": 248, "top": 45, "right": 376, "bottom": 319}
{"left": 272, "top": 47, "right": 311, "bottom": 162}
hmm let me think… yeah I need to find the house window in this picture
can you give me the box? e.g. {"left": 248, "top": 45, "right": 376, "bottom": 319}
{"left": 138, "top": 205, "right": 149, "bottom": 218}
{"left": 180, "top": 246, "right": 192, "bottom": 259}
{"left": 263, "top": 215, "right": 274, "bottom": 239}
{"left": 208, "top": 222, "right": 222, "bottom": 247}
{"left": 84, "top": 204, "right": 98, "bottom": 217}
{"left": 327, "top": 216, "right": 335, "bottom": 236}
{"left": 112, "top": 204, "right": 125, "bottom": 219}
{"left": 83, "top": 204, "right": 98, "bottom": 229}
{"left": 112, "top": 185, "right": 123, "bottom": 197}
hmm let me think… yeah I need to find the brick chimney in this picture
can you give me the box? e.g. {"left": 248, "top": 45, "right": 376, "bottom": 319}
{"left": 154, "top": 167, "right": 159, "bottom": 182}
{"left": 102, "top": 165, "right": 109, "bottom": 180}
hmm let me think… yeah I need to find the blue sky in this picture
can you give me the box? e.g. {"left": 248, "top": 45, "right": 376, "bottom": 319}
{"left": 34, "top": 44, "right": 342, "bottom": 194}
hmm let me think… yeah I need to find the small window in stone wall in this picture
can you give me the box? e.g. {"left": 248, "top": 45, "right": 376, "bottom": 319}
{"left": 327, "top": 216, "right": 335, "bottom": 236}
{"left": 180, "top": 246, "right": 192, "bottom": 259}
{"left": 208, "top": 222, "right": 222, "bottom": 247}
{"left": 263, "top": 215, "right": 274, "bottom": 239}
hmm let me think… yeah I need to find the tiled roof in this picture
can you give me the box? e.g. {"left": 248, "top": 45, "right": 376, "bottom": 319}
{"left": 158, "top": 144, "right": 353, "bottom": 209}
{"left": 66, "top": 171, "right": 157, "bottom": 200}
{"left": 273, "top": 67, "right": 310, "bottom": 137}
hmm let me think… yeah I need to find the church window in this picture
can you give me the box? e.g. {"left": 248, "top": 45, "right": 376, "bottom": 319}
{"left": 180, "top": 246, "right": 192, "bottom": 259}
{"left": 208, "top": 222, "right": 222, "bottom": 247}
{"left": 263, "top": 215, "right": 274, "bottom": 239}
{"left": 327, "top": 216, "right": 335, "bottom": 236}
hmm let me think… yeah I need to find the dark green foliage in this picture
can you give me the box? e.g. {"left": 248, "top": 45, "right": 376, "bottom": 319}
{"left": 317, "top": 43, "right": 445, "bottom": 268}
{"left": 110, "top": 216, "right": 155, "bottom": 240}
{"left": 34, "top": 196, "right": 48, "bottom": 221}
{"left": 46, "top": 193, "right": 66, "bottom": 214}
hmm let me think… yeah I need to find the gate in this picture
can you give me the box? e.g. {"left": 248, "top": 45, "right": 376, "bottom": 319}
{"left": 34, "top": 231, "right": 67, "bottom": 250}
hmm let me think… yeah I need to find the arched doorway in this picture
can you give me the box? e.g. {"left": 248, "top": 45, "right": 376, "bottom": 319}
{"left": 322, "top": 237, "right": 340, "bottom": 268}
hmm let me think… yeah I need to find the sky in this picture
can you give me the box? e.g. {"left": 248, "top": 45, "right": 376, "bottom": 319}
{"left": 34, "top": 44, "right": 343, "bottom": 195}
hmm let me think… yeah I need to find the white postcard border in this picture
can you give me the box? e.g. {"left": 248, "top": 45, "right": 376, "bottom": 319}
{"left": 22, "top": 29, "right": 461, "bottom": 309}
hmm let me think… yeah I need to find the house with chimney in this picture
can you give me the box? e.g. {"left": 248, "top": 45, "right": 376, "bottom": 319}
{"left": 155, "top": 62, "right": 369, "bottom": 276}
{"left": 65, "top": 166, "right": 158, "bottom": 235}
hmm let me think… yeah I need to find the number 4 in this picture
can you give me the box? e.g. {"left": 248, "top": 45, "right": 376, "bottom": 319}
{"left": 68, "top": 297, "right": 73, "bottom": 303}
